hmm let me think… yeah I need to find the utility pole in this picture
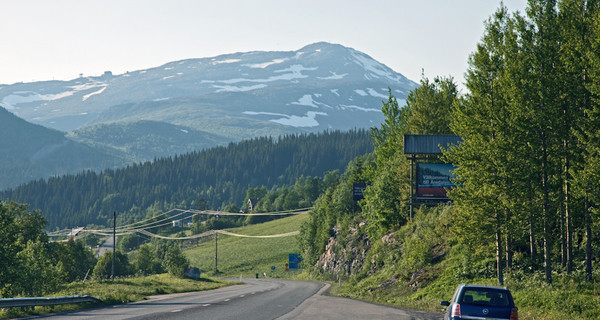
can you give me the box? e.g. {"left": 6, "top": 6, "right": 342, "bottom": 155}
{"left": 112, "top": 211, "right": 116, "bottom": 280}
{"left": 215, "top": 231, "right": 219, "bottom": 273}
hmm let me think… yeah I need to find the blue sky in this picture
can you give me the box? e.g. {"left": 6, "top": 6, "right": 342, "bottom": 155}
{"left": 0, "top": 0, "right": 526, "bottom": 89}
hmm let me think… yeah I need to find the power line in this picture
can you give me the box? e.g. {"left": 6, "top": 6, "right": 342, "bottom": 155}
{"left": 58, "top": 207, "right": 311, "bottom": 240}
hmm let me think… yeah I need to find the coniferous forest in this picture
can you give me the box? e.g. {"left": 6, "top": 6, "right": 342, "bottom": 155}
{"left": 0, "top": 130, "right": 373, "bottom": 230}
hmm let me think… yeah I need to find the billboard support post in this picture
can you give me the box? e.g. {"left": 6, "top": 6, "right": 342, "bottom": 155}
{"left": 409, "top": 155, "right": 415, "bottom": 220}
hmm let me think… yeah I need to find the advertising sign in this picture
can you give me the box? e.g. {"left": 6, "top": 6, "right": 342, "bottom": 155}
{"left": 417, "top": 163, "right": 456, "bottom": 200}
{"left": 353, "top": 183, "right": 368, "bottom": 201}
{"left": 289, "top": 253, "right": 302, "bottom": 269}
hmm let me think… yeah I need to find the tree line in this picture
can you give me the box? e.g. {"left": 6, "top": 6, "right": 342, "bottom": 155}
{"left": 444, "top": 0, "right": 600, "bottom": 284}
{"left": 301, "top": 0, "right": 600, "bottom": 286}
{"left": 0, "top": 130, "right": 373, "bottom": 230}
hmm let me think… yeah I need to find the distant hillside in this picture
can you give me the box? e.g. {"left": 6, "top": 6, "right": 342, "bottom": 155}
{"left": 67, "top": 120, "right": 231, "bottom": 161}
{"left": 1, "top": 129, "right": 374, "bottom": 230}
{"left": 0, "top": 107, "right": 125, "bottom": 190}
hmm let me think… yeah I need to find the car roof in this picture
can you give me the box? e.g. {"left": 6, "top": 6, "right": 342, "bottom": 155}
{"left": 460, "top": 284, "right": 509, "bottom": 290}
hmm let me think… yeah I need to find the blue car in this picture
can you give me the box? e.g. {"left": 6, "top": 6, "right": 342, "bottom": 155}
{"left": 441, "top": 284, "right": 518, "bottom": 320}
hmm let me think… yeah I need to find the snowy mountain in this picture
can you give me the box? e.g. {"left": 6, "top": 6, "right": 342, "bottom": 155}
{"left": 0, "top": 42, "right": 417, "bottom": 136}
{"left": 0, "top": 42, "right": 418, "bottom": 189}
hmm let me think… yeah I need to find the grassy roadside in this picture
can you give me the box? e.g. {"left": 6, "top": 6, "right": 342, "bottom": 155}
{"left": 185, "top": 213, "right": 309, "bottom": 278}
{"left": 316, "top": 205, "right": 600, "bottom": 320}
{"left": 0, "top": 273, "right": 231, "bottom": 319}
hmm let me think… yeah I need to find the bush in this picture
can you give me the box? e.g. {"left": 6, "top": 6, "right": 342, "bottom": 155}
{"left": 93, "top": 251, "right": 132, "bottom": 279}
{"left": 162, "top": 242, "right": 189, "bottom": 277}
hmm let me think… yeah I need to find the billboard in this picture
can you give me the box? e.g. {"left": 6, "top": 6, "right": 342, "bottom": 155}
{"left": 289, "top": 253, "right": 302, "bottom": 269}
{"left": 353, "top": 183, "right": 368, "bottom": 201}
{"left": 417, "top": 163, "right": 456, "bottom": 200}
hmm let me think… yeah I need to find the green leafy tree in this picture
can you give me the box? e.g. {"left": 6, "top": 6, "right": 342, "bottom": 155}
{"left": 118, "top": 233, "right": 144, "bottom": 252}
{"left": 404, "top": 76, "right": 458, "bottom": 135}
{"left": 92, "top": 251, "right": 131, "bottom": 280}
{"left": 569, "top": 0, "right": 600, "bottom": 281}
{"left": 508, "top": 0, "right": 563, "bottom": 284}
{"left": 444, "top": 4, "right": 517, "bottom": 285}
{"left": 133, "top": 243, "right": 163, "bottom": 275}
{"left": 54, "top": 239, "right": 97, "bottom": 283}
{"left": 163, "top": 242, "right": 190, "bottom": 277}
{"left": 0, "top": 202, "right": 20, "bottom": 297}
{"left": 17, "top": 240, "right": 59, "bottom": 296}
{"left": 0, "top": 201, "right": 54, "bottom": 297}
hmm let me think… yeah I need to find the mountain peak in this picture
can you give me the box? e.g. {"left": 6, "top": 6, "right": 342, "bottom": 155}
{"left": 0, "top": 43, "right": 418, "bottom": 133}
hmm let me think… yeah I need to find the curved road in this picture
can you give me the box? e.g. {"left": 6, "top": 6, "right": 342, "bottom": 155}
{"left": 31, "top": 279, "right": 442, "bottom": 320}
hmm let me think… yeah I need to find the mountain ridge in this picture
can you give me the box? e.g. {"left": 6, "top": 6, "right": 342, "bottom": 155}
{"left": 0, "top": 42, "right": 417, "bottom": 133}
{"left": 0, "top": 42, "right": 417, "bottom": 190}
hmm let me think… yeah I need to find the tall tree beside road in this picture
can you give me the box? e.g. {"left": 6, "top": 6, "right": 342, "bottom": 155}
{"left": 446, "top": 0, "right": 600, "bottom": 284}
{"left": 568, "top": 0, "right": 600, "bottom": 282}
{"left": 363, "top": 92, "right": 410, "bottom": 238}
{"left": 404, "top": 76, "right": 457, "bottom": 135}
{"left": 445, "top": 5, "right": 515, "bottom": 285}
{"left": 557, "top": 0, "right": 598, "bottom": 277}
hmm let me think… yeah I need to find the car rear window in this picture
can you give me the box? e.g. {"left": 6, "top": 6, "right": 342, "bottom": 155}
{"left": 460, "top": 288, "right": 510, "bottom": 307}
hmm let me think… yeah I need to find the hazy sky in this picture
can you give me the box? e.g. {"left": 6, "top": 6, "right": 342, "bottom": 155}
{"left": 1, "top": 0, "right": 526, "bottom": 89}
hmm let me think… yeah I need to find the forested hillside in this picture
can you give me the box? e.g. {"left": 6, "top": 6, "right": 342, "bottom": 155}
{"left": 0, "top": 129, "right": 372, "bottom": 230}
{"left": 0, "top": 107, "right": 125, "bottom": 190}
{"left": 299, "top": 2, "right": 600, "bottom": 318}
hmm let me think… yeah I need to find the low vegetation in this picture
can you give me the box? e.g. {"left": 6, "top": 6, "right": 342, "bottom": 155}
{"left": 0, "top": 274, "right": 230, "bottom": 319}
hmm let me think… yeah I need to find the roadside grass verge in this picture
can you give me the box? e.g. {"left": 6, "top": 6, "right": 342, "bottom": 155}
{"left": 0, "top": 274, "right": 231, "bottom": 319}
{"left": 185, "top": 213, "right": 309, "bottom": 278}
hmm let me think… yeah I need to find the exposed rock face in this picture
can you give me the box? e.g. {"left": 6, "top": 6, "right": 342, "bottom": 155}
{"left": 315, "top": 222, "right": 371, "bottom": 277}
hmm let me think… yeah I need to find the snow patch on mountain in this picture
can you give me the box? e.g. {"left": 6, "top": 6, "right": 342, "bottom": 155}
{"left": 272, "top": 111, "right": 327, "bottom": 127}
{"left": 244, "top": 58, "right": 289, "bottom": 69}
{"left": 291, "top": 95, "right": 319, "bottom": 108}
{"left": 212, "top": 58, "right": 241, "bottom": 65}
{"left": 244, "top": 110, "right": 327, "bottom": 127}
{"left": 2, "top": 82, "right": 107, "bottom": 109}
{"left": 354, "top": 89, "right": 368, "bottom": 97}
{"left": 318, "top": 72, "right": 347, "bottom": 80}
{"left": 82, "top": 85, "right": 107, "bottom": 101}
{"left": 203, "top": 64, "right": 318, "bottom": 89}
{"left": 214, "top": 84, "right": 267, "bottom": 93}
{"left": 367, "top": 88, "right": 388, "bottom": 99}
{"left": 340, "top": 104, "right": 380, "bottom": 112}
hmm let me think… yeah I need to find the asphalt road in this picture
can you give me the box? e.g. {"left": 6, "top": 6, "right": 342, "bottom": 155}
{"left": 95, "top": 236, "right": 116, "bottom": 258}
{"left": 29, "top": 279, "right": 442, "bottom": 320}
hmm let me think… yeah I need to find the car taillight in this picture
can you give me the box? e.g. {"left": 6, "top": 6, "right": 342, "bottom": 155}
{"left": 510, "top": 308, "right": 518, "bottom": 320}
{"left": 451, "top": 303, "right": 461, "bottom": 317}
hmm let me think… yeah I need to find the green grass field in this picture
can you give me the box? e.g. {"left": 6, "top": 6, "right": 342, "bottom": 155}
{"left": 184, "top": 213, "right": 309, "bottom": 278}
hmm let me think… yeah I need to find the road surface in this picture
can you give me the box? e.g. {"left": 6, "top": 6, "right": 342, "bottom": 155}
{"left": 29, "top": 279, "right": 442, "bottom": 320}
{"left": 95, "top": 236, "right": 116, "bottom": 258}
